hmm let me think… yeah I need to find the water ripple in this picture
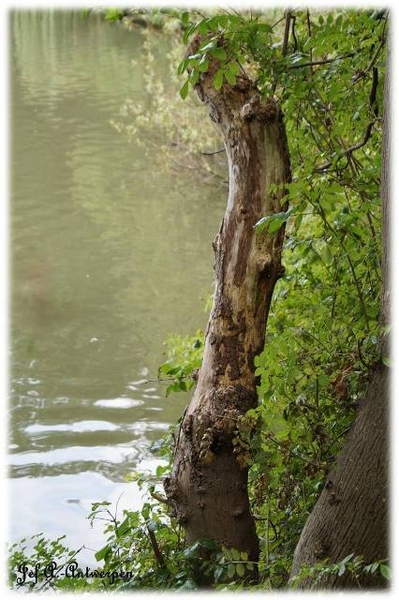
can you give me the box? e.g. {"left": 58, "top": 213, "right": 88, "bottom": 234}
{"left": 25, "top": 420, "right": 120, "bottom": 435}
{"left": 94, "top": 397, "right": 144, "bottom": 409}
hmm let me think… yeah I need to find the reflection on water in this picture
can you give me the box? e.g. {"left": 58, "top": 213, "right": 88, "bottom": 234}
{"left": 9, "top": 10, "right": 224, "bottom": 558}
{"left": 9, "top": 464, "right": 159, "bottom": 565}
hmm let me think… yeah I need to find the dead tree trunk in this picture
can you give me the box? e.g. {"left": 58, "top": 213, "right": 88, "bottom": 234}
{"left": 164, "top": 37, "right": 291, "bottom": 572}
{"left": 290, "top": 43, "right": 390, "bottom": 591}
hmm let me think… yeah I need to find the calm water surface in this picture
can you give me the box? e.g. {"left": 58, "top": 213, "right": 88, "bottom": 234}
{"left": 9, "top": 10, "right": 224, "bottom": 560}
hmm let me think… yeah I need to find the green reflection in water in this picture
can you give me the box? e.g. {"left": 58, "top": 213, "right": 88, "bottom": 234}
{"left": 9, "top": 10, "right": 225, "bottom": 549}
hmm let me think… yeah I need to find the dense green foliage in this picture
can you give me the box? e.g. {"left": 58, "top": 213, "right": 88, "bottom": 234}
{"left": 158, "top": 8, "right": 386, "bottom": 585}
{"left": 157, "top": 330, "right": 203, "bottom": 396}
{"left": 9, "top": 7, "right": 388, "bottom": 591}
{"left": 176, "top": 9, "right": 386, "bottom": 585}
{"left": 8, "top": 478, "right": 389, "bottom": 591}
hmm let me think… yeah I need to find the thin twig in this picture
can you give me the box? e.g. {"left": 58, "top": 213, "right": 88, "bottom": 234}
{"left": 228, "top": 7, "right": 243, "bottom": 19}
{"left": 314, "top": 63, "right": 380, "bottom": 172}
{"left": 366, "top": 36, "right": 386, "bottom": 73}
{"left": 314, "top": 121, "right": 377, "bottom": 173}
{"left": 253, "top": 512, "right": 278, "bottom": 541}
{"left": 370, "top": 66, "right": 379, "bottom": 116}
{"left": 114, "top": 493, "right": 124, "bottom": 523}
{"left": 289, "top": 52, "right": 355, "bottom": 69}
{"left": 271, "top": 15, "right": 286, "bottom": 28}
{"left": 306, "top": 9, "right": 312, "bottom": 43}
{"left": 282, "top": 9, "right": 292, "bottom": 57}
{"left": 346, "top": 253, "right": 370, "bottom": 332}
{"left": 265, "top": 496, "right": 270, "bottom": 563}
{"left": 291, "top": 15, "right": 298, "bottom": 53}
{"left": 266, "top": 434, "right": 326, "bottom": 470}
{"left": 201, "top": 148, "right": 226, "bottom": 156}
{"left": 147, "top": 526, "right": 166, "bottom": 569}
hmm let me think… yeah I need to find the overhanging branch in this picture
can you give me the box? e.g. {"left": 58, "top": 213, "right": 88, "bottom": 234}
{"left": 288, "top": 52, "right": 355, "bottom": 70}
{"left": 313, "top": 67, "right": 380, "bottom": 173}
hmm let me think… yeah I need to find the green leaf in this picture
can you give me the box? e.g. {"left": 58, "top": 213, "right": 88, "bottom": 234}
{"left": 364, "top": 561, "right": 379, "bottom": 574}
{"left": 183, "top": 23, "right": 196, "bottom": 44}
{"left": 254, "top": 216, "right": 270, "bottom": 234}
{"left": 206, "top": 16, "right": 223, "bottom": 31}
{"left": 224, "top": 70, "right": 236, "bottom": 86}
{"left": 183, "top": 541, "right": 200, "bottom": 558}
{"left": 227, "top": 562, "right": 236, "bottom": 579}
{"left": 150, "top": 438, "right": 166, "bottom": 453}
{"left": 116, "top": 517, "right": 130, "bottom": 538}
{"left": 198, "top": 56, "right": 209, "bottom": 73}
{"left": 199, "top": 40, "right": 216, "bottom": 53}
{"left": 178, "top": 578, "right": 198, "bottom": 590}
{"left": 380, "top": 563, "right": 390, "bottom": 579}
{"left": 179, "top": 79, "right": 190, "bottom": 100}
{"left": 223, "top": 547, "right": 232, "bottom": 560}
{"left": 94, "top": 544, "right": 110, "bottom": 562}
{"left": 231, "top": 548, "right": 241, "bottom": 561}
{"left": 228, "top": 62, "right": 240, "bottom": 76}
{"left": 141, "top": 503, "right": 150, "bottom": 520}
{"left": 177, "top": 59, "right": 189, "bottom": 76}
{"left": 320, "top": 243, "right": 333, "bottom": 266}
{"left": 181, "top": 11, "right": 189, "bottom": 26}
{"left": 215, "top": 14, "right": 230, "bottom": 28}
{"left": 255, "top": 211, "right": 290, "bottom": 235}
{"left": 236, "top": 562, "right": 245, "bottom": 577}
{"left": 268, "top": 216, "right": 286, "bottom": 234}
{"left": 189, "top": 69, "right": 200, "bottom": 85}
{"left": 197, "top": 20, "right": 209, "bottom": 35}
{"left": 210, "top": 46, "right": 227, "bottom": 61}
{"left": 156, "top": 463, "right": 168, "bottom": 476}
{"left": 200, "top": 539, "right": 218, "bottom": 550}
{"left": 213, "top": 70, "right": 224, "bottom": 90}
{"left": 90, "top": 500, "right": 111, "bottom": 512}
{"left": 163, "top": 365, "right": 181, "bottom": 376}
{"left": 257, "top": 22, "right": 273, "bottom": 33}
{"left": 104, "top": 9, "right": 123, "bottom": 22}
{"left": 166, "top": 381, "right": 188, "bottom": 396}
{"left": 342, "top": 553, "right": 355, "bottom": 564}
{"left": 382, "top": 357, "right": 391, "bottom": 367}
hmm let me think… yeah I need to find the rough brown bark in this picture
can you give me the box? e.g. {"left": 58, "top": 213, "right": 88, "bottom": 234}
{"left": 381, "top": 38, "right": 390, "bottom": 354}
{"left": 290, "top": 363, "right": 389, "bottom": 588}
{"left": 290, "top": 42, "right": 390, "bottom": 590}
{"left": 164, "top": 36, "right": 291, "bottom": 576}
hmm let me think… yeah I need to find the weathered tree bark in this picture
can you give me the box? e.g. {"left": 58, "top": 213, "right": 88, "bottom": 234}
{"left": 290, "top": 44, "right": 390, "bottom": 590}
{"left": 164, "top": 36, "right": 291, "bottom": 577}
{"left": 290, "top": 364, "right": 389, "bottom": 588}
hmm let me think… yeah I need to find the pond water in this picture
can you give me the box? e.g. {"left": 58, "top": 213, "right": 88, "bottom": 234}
{"left": 9, "top": 10, "right": 225, "bottom": 561}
